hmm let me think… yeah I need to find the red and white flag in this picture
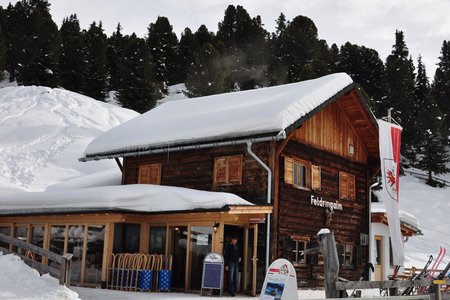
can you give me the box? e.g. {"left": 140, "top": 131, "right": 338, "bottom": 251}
{"left": 378, "top": 119, "right": 404, "bottom": 266}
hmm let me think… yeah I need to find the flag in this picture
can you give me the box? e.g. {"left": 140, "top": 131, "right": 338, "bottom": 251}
{"left": 378, "top": 119, "right": 404, "bottom": 266}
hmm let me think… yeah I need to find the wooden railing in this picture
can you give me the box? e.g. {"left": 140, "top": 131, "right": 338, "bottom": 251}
{"left": 0, "top": 232, "right": 72, "bottom": 286}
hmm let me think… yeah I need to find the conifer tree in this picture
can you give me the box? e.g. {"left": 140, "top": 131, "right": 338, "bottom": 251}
{"left": 383, "top": 30, "right": 416, "bottom": 155}
{"left": 217, "top": 5, "right": 269, "bottom": 90}
{"left": 147, "top": 16, "right": 179, "bottom": 95}
{"left": 271, "top": 15, "right": 319, "bottom": 83}
{"left": 338, "top": 42, "right": 385, "bottom": 112}
{"left": 185, "top": 43, "right": 226, "bottom": 97}
{"left": 59, "top": 14, "right": 86, "bottom": 93}
{"left": 107, "top": 23, "right": 125, "bottom": 91}
{"left": 14, "top": 0, "right": 60, "bottom": 87}
{"left": 195, "top": 25, "right": 215, "bottom": 47}
{"left": 83, "top": 21, "right": 108, "bottom": 101}
{"left": 432, "top": 40, "right": 450, "bottom": 132}
{"left": 178, "top": 27, "right": 200, "bottom": 83}
{"left": 117, "top": 34, "right": 155, "bottom": 113}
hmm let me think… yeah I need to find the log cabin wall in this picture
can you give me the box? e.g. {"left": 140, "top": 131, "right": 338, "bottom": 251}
{"left": 278, "top": 141, "right": 369, "bottom": 286}
{"left": 123, "top": 143, "right": 271, "bottom": 205}
{"left": 292, "top": 101, "right": 369, "bottom": 164}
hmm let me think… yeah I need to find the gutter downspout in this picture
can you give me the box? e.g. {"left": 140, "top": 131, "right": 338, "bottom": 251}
{"left": 369, "top": 181, "right": 381, "bottom": 281}
{"left": 246, "top": 140, "right": 274, "bottom": 273}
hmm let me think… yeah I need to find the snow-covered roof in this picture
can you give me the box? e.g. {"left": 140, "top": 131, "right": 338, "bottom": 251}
{"left": 45, "top": 168, "right": 122, "bottom": 191}
{"left": 371, "top": 202, "right": 420, "bottom": 232}
{"left": 0, "top": 184, "right": 253, "bottom": 215}
{"left": 82, "top": 73, "right": 353, "bottom": 159}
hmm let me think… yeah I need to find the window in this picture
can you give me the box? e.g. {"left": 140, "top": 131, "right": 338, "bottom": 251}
{"left": 339, "top": 171, "right": 356, "bottom": 200}
{"left": 291, "top": 236, "right": 309, "bottom": 266}
{"left": 138, "top": 163, "right": 161, "bottom": 184}
{"left": 213, "top": 155, "right": 243, "bottom": 186}
{"left": 284, "top": 157, "right": 311, "bottom": 189}
{"left": 149, "top": 226, "right": 167, "bottom": 255}
{"left": 342, "top": 243, "right": 354, "bottom": 267}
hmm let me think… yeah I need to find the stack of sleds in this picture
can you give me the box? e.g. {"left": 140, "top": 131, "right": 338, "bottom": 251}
{"left": 107, "top": 253, "right": 173, "bottom": 292}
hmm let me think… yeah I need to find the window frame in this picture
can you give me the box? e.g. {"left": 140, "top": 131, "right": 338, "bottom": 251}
{"left": 290, "top": 235, "right": 310, "bottom": 266}
{"left": 213, "top": 155, "right": 243, "bottom": 186}
{"left": 341, "top": 242, "right": 354, "bottom": 267}
{"left": 284, "top": 156, "right": 312, "bottom": 190}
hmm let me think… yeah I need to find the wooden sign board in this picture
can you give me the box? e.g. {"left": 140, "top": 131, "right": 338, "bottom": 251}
{"left": 201, "top": 252, "right": 224, "bottom": 296}
{"left": 260, "top": 259, "right": 298, "bottom": 300}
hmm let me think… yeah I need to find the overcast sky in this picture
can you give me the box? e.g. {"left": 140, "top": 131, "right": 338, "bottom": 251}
{"left": 2, "top": 0, "right": 449, "bottom": 76}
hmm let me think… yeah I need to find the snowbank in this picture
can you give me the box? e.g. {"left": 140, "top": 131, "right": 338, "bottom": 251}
{"left": 0, "top": 85, "right": 138, "bottom": 192}
{"left": 84, "top": 73, "right": 353, "bottom": 157}
{"left": 0, "top": 252, "right": 80, "bottom": 300}
{"left": 46, "top": 168, "right": 121, "bottom": 191}
{"left": 0, "top": 184, "right": 253, "bottom": 215}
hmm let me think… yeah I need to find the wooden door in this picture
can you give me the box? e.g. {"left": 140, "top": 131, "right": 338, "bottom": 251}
{"left": 374, "top": 235, "right": 384, "bottom": 281}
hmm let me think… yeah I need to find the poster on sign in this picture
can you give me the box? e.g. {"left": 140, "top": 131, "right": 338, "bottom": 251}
{"left": 260, "top": 259, "right": 298, "bottom": 300}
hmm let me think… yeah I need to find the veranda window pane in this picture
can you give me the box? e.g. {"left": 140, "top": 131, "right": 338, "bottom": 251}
{"left": 68, "top": 225, "right": 85, "bottom": 283}
{"left": 84, "top": 225, "right": 105, "bottom": 285}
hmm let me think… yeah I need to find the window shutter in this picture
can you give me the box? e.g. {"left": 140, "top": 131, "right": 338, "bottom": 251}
{"left": 138, "top": 164, "right": 161, "bottom": 184}
{"left": 138, "top": 165, "right": 150, "bottom": 183}
{"left": 312, "top": 165, "right": 321, "bottom": 190}
{"left": 148, "top": 164, "right": 161, "bottom": 185}
{"left": 348, "top": 174, "right": 355, "bottom": 200}
{"left": 339, "top": 172, "right": 348, "bottom": 199}
{"left": 228, "top": 155, "right": 242, "bottom": 184}
{"left": 284, "top": 157, "right": 294, "bottom": 184}
{"left": 214, "top": 157, "right": 228, "bottom": 184}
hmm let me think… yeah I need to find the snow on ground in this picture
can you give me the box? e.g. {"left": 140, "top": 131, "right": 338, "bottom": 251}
{"left": 397, "top": 172, "right": 450, "bottom": 268}
{"left": 156, "top": 83, "right": 189, "bottom": 105}
{"left": 73, "top": 286, "right": 382, "bottom": 299}
{"left": 0, "top": 252, "right": 80, "bottom": 300}
{"left": 0, "top": 85, "right": 139, "bottom": 193}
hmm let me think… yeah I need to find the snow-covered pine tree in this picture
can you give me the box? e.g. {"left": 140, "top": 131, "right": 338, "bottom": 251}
{"left": 14, "top": 0, "right": 60, "bottom": 87}
{"left": 147, "top": 16, "right": 179, "bottom": 96}
{"left": 383, "top": 30, "right": 416, "bottom": 157}
{"left": 83, "top": 21, "right": 108, "bottom": 101}
{"left": 195, "top": 25, "right": 216, "bottom": 47}
{"left": 107, "top": 23, "right": 126, "bottom": 92}
{"left": 432, "top": 40, "right": 450, "bottom": 133}
{"left": 59, "top": 14, "right": 86, "bottom": 93}
{"left": 117, "top": 33, "right": 155, "bottom": 113}
{"left": 185, "top": 43, "right": 226, "bottom": 97}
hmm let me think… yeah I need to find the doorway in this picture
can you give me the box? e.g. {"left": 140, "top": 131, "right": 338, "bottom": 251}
{"left": 374, "top": 235, "right": 384, "bottom": 281}
{"left": 223, "top": 225, "right": 257, "bottom": 296}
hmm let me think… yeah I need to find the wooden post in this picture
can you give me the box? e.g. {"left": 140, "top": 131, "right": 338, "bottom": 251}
{"left": 317, "top": 230, "right": 340, "bottom": 298}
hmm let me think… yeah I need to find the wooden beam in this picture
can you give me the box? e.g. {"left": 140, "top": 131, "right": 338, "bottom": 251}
{"left": 317, "top": 231, "right": 340, "bottom": 298}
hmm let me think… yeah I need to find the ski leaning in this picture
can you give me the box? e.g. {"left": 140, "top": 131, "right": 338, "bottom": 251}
{"left": 402, "top": 254, "right": 433, "bottom": 295}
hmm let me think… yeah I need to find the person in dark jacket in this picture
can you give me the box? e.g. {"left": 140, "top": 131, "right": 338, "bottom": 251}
{"left": 224, "top": 235, "right": 241, "bottom": 296}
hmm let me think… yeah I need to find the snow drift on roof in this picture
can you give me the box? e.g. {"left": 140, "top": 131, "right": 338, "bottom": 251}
{"left": 371, "top": 202, "right": 420, "bottom": 230}
{"left": 0, "top": 184, "right": 252, "bottom": 215}
{"left": 83, "top": 73, "right": 353, "bottom": 158}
